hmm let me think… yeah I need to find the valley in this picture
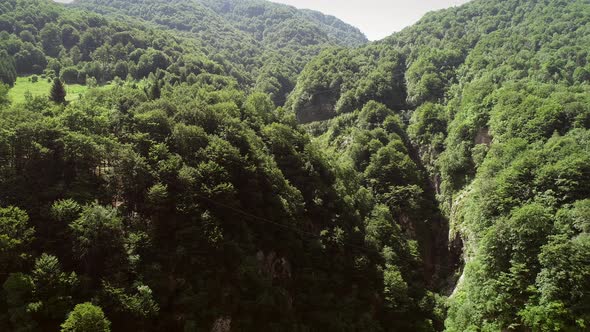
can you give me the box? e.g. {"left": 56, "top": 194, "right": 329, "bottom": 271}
{"left": 0, "top": 0, "right": 588, "bottom": 331}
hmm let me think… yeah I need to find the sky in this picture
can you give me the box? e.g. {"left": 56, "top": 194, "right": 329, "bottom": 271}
{"left": 52, "top": 0, "right": 472, "bottom": 41}
{"left": 271, "top": 0, "right": 472, "bottom": 40}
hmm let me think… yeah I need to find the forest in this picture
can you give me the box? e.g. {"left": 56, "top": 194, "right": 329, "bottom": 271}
{"left": 0, "top": 0, "right": 588, "bottom": 331}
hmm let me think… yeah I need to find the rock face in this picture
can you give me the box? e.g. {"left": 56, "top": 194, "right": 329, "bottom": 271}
{"left": 256, "top": 250, "right": 292, "bottom": 281}
{"left": 211, "top": 317, "right": 231, "bottom": 332}
{"left": 475, "top": 128, "right": 492, "bottom": 145}
{"left": 295, "top": 93, "right": 338, "bottom": 123}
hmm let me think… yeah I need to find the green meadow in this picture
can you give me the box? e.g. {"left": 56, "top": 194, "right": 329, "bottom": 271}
{"left": 7, "top": 76, "right": 114, "bottom": 104}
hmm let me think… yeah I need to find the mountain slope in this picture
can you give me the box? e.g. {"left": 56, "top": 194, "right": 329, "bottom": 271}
{"left": 1, "top": 0, "right": 588, "bottom": 331}
{"left": 0, "top": 0, "right": 229, "bottom": 86}
{"left": 197, "top": 0, "right": 367, "bottom": 47}
{"left": 291, "top": 0, "right": 590, "bottom": 330}
{"left": 71, "top": 0, "right": 368, "bottom": 104}
{"left": 0, "top": 1, "right": 440, "bottom": 331}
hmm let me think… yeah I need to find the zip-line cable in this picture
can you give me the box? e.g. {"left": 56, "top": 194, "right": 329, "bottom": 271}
{"left": 192, "top": 191, "right": 462, "bottom": 273}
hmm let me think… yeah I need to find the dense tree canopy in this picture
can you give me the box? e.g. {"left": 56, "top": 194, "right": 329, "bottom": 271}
{"left": 1, "top": 0, "right": 589, "bottom": 331}
{"left": 289, "top": 0, "right": 590, "bottom": 331}
{"left": 0, "top": 0, "right": 226, "bottom": 88}
{"left": 61, "top": 303, "right": 111, "bottom": 332}
{"left": 72, "top": 0, "right": 368, "bottom": 105}
{"left": 0, "top": 50, "right": 16, "bottom": 86}
{"left": 0, "top": 74, "right": 430, "bottom": 330}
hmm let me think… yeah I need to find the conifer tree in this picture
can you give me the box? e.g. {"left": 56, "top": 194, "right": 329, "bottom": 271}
{"left": 0, "top": 51, "right": 16, "bottom": 87}
{"left": 149, "top": 79, "right": 161, "bottom": 100}
{"left": 61, "top": 303, "right": 111, "bottom": 332}
{"left": 50, "top": 78, "right": 67, "bottom": 104}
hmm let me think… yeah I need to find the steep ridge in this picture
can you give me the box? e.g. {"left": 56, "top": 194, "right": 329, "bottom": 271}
{"left": 292, "top": 0, "right": 590, "bottom": 330}
{"left": 0, "top": 0, "right": 229, "bottom": 86}
{"left": 0, "top": 0, "right": 588, "bottom": 331}
{"left": 72, "top": 0, "right": 368, "bottom": 104}
{"left": 196, "top": 0, "right": 367, "bottom": 47}
{"left": 1, "top": 1, "right": 439, "bottom": 331}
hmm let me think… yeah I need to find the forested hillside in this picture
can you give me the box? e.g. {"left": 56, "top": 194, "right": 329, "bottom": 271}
{"left": 0, "top": 0, "right": 438, "bottom": 331}
{"left": 0, "top": 0, "right": 225, "bottom": 87}
{"left": 290, "top": 0, "right": 590, "bottom": 330}
{"left": 0, "top": 0, "right": 589, "bottom": 331}
{"left": 72, "top": 0, "right": 368, "bottom": 105}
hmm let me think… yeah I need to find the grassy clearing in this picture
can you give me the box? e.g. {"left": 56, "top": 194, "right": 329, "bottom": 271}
{"left": 7, "top": 76, "right": 114, "bottom": 104}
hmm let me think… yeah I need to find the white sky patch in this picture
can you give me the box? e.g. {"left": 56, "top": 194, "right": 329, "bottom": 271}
{"left": 270, "top": 0, "right": 472, "bottom": 40}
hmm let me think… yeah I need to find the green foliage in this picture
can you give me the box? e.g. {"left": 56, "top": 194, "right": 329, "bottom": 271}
{"left": 288, "top": 47, "right": 399, "bottom": 122}
{"left": 289, "top": 1, "right": 590, "bottom": 331}
{"left": 30, "top": 254, "right": 79, "bottom": 325}
{"left": 2, "top": 273, "right": 36, "bottom": 332}
{"left": 303, "top": 96, "right": 450, "bottom": 329}
{"left": 51, "top": 200, "right": 82, "bottom": 224}
{"left": 73, "top": 0, "right": 367, "bottom": 102}
{"left": 0, "top": 50, "right": 16, "bottom": 86}
{"left": 0, "top": 0, "right": 228, "bottom": 91}
{"left": 61, "top": 303, "right": 111, "bottom": 332}
{"left": 50, "top": 78, "right": 66, "bottom": 104}
{"left": 405, "top": 48, "right": 463, "bottom": 106}
{"left": 60, "top": 67, "right": 80, "bottom": 84}
{"left": 40, "top": 23, "right": 62, "bottom": 58}
{"left": 365, "top": 142, "right": 420, "bottom": 197}
{"left": 244, "top": 92, "right": 275, "bottom": 124}
{"left": 147, "top": 79, "right": 161, "bottom": 100}
{"left": 0, "top": 207, "right": 34, "bottom": 273}
{"left": 0, "top": 83, "right": 9, "bottom": 106}
{"left": 0, "top": 0, "right": 588, "bottom": 331}
{"left": 445, "top": 127, "right": 590, "bottom": 330}
{"left": 408, "top": 102, "right": 447, "bottom": 176}
{"left": 100, "top": 282, "right": 159, "bottom": 319}
{"left": 519, "top": 200, "right": 590, "bottom": 331}
{"left": 0, "top": 77, "right": 415, "bottom": 329}
{"left": 70, "top": 204, "right": 126, "bottom": 277}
